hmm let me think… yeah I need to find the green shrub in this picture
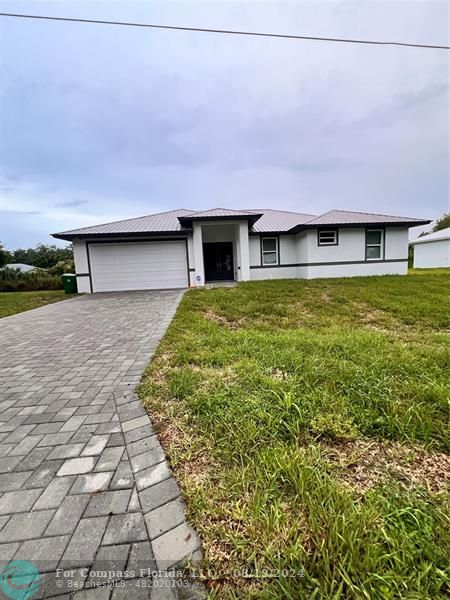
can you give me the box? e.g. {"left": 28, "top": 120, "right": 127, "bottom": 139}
{"left": 47, "top": 260, "right": 75, "bottom": 276}
{"left": 0, "top": 267, "right": 63, "bottom": 292}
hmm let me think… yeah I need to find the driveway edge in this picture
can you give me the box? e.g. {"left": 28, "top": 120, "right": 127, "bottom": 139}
{"left": 110, "top": 291, "right": 204, "bottom": 597}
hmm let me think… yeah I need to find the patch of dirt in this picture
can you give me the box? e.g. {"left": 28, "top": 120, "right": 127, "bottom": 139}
{"left": 145, "top": 401, "right": 213, "bottom": 485}
{"left": 290, "top": 302, "right": 313, "bottom": 316}
{"left": 204, "top": 309, "right": 241, "bottom": 330}
{"left": 324, "top": 439, "right": 450, "bottom": 494}
{"left": 351, "top": 303, "right": 399, "bottom": 333}
{"left": 321, "top": 293, "right": 332, "bottom": 302}
{"left": 148, "top": 367, "right": 167, "bottom": 385}
{"left": 189, "top": 364, "right": 237, "bottom": 385}
{"left": 270, "top": 368, "right": 290, "bottom": 381}
{"left": 147, "top": 352, "right": 174, "bottom": 384}
{"left": 181, "top": 453, "right": 212, "bottom": 486}
{"left": 157, "top": 419, "right": 184, "bottom": 448}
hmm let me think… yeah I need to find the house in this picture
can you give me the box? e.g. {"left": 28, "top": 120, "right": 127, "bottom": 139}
{"left": 52, "top": 208, "right": 430, "bottom": 293}
{"left": 409, "top": 227, "right": 450, "bottom": 268}
{"left": 4, "top": 263, "right": 39, "bottom": 273}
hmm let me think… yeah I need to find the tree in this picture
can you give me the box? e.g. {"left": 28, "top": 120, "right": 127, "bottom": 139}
{"left": 432, "top": 212, "right": 450, "bottom": 232}
{"left": 31, "top": 244, "right": 71, "bottom": 268}
{"left": 11, "top": 248, "right": 33, "bottom": 265}
{"left": 9, "top": 244, "right": 73, "bottom": 268}
{"left": 0, "top": 241, "right": 12, "bottom": 268}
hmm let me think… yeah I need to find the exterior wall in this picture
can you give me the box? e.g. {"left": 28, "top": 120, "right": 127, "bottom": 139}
{"left": 250, "top": 227, "right": 409, "bottom": 281}
{"left": 187, "top": 234, "right": 196, "bottom": 286}
{"left": 73, "top": 240, "right": 91, "bottom": 293}
{"left": 238, "top": 221, "right": 250, "bottom": 281}
{"left": 304, "top": 261, "right": 407, "bottom": 279}
{"left": 385, "top": 227, "right": 409, "bottom": 260}
{"left": 192, "top": 224, "right": 205, "bottom": 286}
{"left": 250, "top": 266, "right": 297, "bottom": 280}
{"left": 305, "top": 228, "right": 366, "bottom": 263}
{"left": 249, "top": 236, "right": 260, "bottom": 266}
{"left": 413, "top": 240, "right": 450, "bottom": 268}
{"left": 249, "top": 234, "right": 297, "bottom": 267}
{"left": 279, "top": 235, "right": 298, "bottom": 264}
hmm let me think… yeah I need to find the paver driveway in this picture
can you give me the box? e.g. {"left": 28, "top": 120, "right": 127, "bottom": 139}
{"left": 0, "top": 291, "right": 202, "bottom": 599}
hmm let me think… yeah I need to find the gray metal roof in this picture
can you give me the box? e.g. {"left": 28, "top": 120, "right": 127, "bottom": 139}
{"left": 4, "top": 263, "right": 38, "bottom": 272}
{"left": 53, "top": 209, "right": 194, "bottom": 239}
{"left": 180, "top": 208, "right": 258, "bottom": 219}
{"left": 53, "top": 207, "right": 430, "bottom": 240}
{"left": 248, "top": 208, "right": 316, "bottom": 232}
{"left": 304, "top": 210, "right": 427, "bottom": 226}
{"left": 409, "top": 227, "right": 450, "bottom": 245}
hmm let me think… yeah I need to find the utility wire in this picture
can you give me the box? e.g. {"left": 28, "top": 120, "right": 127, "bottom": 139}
{"left": 0, "top": 11, "right": 449, "bottom": 50}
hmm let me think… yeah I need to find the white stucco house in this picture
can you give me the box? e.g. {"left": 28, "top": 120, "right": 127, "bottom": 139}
{"left": 53, "top": 208, "right": 430, "bottom": 293}
{"left": 409, "top": 227, "right": 450, "bottom": 268}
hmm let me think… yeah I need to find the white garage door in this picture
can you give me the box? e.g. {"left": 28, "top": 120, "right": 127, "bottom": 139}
{"left": 89, "top": 241, "right": 188, "bottom": 292}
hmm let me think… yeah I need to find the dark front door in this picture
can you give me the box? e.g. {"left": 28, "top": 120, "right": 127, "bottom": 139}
{"left": 203, "top": 242, "right": 234, "bottom": 282}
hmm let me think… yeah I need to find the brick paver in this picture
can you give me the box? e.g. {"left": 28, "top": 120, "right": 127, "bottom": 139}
{"left": 0, "top": 292, "right": 202, "bottom": 598}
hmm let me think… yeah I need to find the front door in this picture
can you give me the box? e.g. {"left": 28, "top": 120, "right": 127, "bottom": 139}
{"left": 203, "top": 242, "right": 234, "bottom": 282}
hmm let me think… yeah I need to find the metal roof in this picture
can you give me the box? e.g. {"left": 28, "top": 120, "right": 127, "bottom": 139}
{"left": 52, "top": 207, "right": 431, "bottom": 241}
{"left": 248, "top": 208, "right": 316, "bottom": 233}
{"left": 178, "top": 207, "right": 263, "bottom": 227}
{"left": 180, "top": 208, "right": 258, "bottom": 219}
{"left": 4, "top": 263, "right": 38, "bottom": 272}
{"left": 304, "top": 210, "right": 428, "bottom": 226}
{"left": 52, "top": 209, "right": 194, "bottom": 239}
{"left": 409, "top": 227, "right": 450, "bottom": 245}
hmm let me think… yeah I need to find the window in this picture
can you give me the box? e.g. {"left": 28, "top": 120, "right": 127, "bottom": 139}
{"left": 261, "top": 237, "right": 279, "bottom": 265}
{"left": 366, "top": 229, "right": 384, "bottom": 260}
{"left": 318, "top": 230, "right": 338, "bottom": 246}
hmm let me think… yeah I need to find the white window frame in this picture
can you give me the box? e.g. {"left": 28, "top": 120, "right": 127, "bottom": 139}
{"left": 261, "top": 237, "right": 279, "bottom": 266}
{"left": 318, "top": 230, "right": 338, "bottom": 246}
{"left": 366, "top": 229, "right": 384, "bottom": 261}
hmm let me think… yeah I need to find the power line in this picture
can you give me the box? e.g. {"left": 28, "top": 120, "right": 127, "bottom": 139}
{"left": 0, "top": 11, "right": 449, "bottom": 50}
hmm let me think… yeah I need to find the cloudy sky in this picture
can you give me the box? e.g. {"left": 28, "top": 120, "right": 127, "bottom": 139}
{"left": 0, "top": 0, "right": 448, "bottom": 248}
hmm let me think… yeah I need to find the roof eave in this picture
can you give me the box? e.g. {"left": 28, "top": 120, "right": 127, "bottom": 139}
{"left": 51, "top": 229, "right": 192, "bottom": 241}
{"left": 410, "top": 235, "right": 450, "bottom": 246}
{"left": 287, "top": 220, "right": 432, "bottom": 233}
{"left": 178, "top": 213, "right": 263, "bottom": 227}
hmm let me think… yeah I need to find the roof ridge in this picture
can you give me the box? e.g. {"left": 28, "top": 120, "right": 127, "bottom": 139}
{"left": 311, "top": 208, "right": 425, "bottom": 221}
{"left": 193, "top": 207, "right": 258, "bottom": 214}
{"left": 243, "top": 208, "right": 317, "bottom": 217}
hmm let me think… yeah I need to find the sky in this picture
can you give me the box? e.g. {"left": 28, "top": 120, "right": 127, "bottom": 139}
{"left": 0, "top": 0, "right": 448, "bottom": 248}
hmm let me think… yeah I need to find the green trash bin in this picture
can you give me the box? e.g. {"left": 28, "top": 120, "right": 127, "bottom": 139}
{"left": 62, "top": 273, "right": 78, "bottom": 294}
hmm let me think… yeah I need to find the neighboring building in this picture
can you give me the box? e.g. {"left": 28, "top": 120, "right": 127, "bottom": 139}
{"left": 409, "top": 227, "right": 450, "bottom": 268}
{"left": 4, "top": 263, "right": 38, "bottom": 273}
{"left": 52, "top": 208, "right": 430, "bottom": 293}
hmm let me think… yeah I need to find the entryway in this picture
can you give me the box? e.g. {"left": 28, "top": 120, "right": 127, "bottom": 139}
{"left": 203, "top": 242, "right": 234, "bottom": 282}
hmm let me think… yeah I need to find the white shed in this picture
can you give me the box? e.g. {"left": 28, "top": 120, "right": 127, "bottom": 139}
{"left": 410, "top": 227, "right": 450, "bottom": 268}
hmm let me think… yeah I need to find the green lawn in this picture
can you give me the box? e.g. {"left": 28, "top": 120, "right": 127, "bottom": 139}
{"left": 140, "top": 270, "right": 450, "bottom": 599}
{"left": 0, "top": 290, "right": 72, "bottom": 318}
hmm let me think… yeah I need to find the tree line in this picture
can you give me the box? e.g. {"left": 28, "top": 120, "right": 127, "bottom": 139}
{"left": 0, "top": 243, "right": 73, "bottom": 269}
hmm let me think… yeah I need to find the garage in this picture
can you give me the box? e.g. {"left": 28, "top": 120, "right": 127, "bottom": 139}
{"left": 89, "top": 240, "right": 188, "bottom": 292}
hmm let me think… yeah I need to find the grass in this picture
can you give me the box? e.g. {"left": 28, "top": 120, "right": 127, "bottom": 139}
{"left": 0, "top": 290, "right": 73, "bottom": 318}
{"left": 139, "top": 269, "right": 450, "bottom": 599}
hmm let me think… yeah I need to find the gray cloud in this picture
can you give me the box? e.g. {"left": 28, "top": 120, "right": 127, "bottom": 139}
{"left": 54, "top": 200, "right": 89, "bottom": 208}
{"left": 0, "top": 210, "right": 42, "bottom": 215}
{"left": 0, "top": 0, "right": 448, "bottom": 248}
